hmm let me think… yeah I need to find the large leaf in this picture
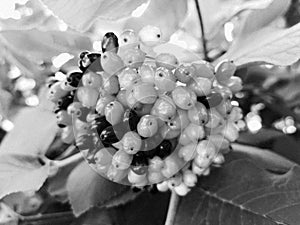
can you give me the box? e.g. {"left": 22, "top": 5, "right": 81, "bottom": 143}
{"left": 0, "top": 107, "right": 58, "bottom": 155}
{"left": 0, "top": 29, "right": 92, "bottom": 61}
{"left": 0, "top": 153, "right": 50, "bottom": 199}
{"left": 125, "top": 0, "right": 187, "bottom": 41}
{"left": 222, "top": 23, "right": 300, "bottom": 66}
{"left": 66, "top": 162, "right": 135, "bottom": 216}
{"left": 40, "top": 0, "right": 147, "bottom": 32}
{"left": 175, "top": 159, "right": 300, "bottom": 225}
{"left": 110, "top": 192, "right": 170, "bottom": 225}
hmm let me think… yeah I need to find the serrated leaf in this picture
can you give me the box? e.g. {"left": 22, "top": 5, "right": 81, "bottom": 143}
{"left": 66, "top": 162, "right": 131, "bottom": 216}
{"left": 40, "top": 0, "right": 147, "bottom": 32}
{"left": 223, "top": 24, "right": 300, "bottom": 66}
{"left": 124, "top": 0, "right": 187, "bottom": 41}
{"left": 110, "top": 192, "right": 170, "bottom": 225}
{"left": 0, "top": 153, "right": 50, "bottom": 200}
{"left": 0, "top": 29, "right": 92, "bottom": 62}
{"left": 175, "top": 159, "right": 300, "bottom": 225}
{"left": 0, "top": 107, "right": 58, "bottom": 155}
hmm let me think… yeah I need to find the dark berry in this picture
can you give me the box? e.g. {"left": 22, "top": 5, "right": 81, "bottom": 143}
{"left": 66, "top": 71, "right": 83, "bottom": 87}
{"left": 91, "top": 115, "right": 111, "bottom": 135}
{"left": 54, "top": 94, "right": 74, "bottom": 113}
{"left": 102, "top": 32, "right": 119, "bottom": 53}
{"left": 131, "top": 152, "right": 149, "bottom": 166}
{"left": 197, "top": 96, "right": 210, "bottom": 108}
{"left": 156, "top": 140, "right": 172, "bottom": 159}
{"left": 123, "top": 109, "right": 140, "bottom": 131}
{"left": 79, "top": 51, "right": 90, "bottom": 59}
{"left": 100, "top": 126, "right": 119, "bottom": 146}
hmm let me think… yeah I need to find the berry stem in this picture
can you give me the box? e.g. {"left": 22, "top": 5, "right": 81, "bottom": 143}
{"left": 165, "top": 191, "right": 180, "bottom": 225}
{"left": 54, "top": 151, "right": 83, "bottom": 168}
{"left": 19, "top": 211, "right": 74, "bottom": 225}
{"left": 194, "top": 0, "right": 209, "bottom": 61}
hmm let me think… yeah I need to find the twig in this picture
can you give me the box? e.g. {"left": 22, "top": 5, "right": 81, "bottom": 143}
{"left": 53, "top": 152, "right": 83, "bottom": 168}
{"left": 194, "top": 0, "right": 209, "bottom": 61}
{"left": 165, "top": 191, "right": 180, "bottom": 225}
{"left": 19, "top": 211, "right": 74, "bottom": 225}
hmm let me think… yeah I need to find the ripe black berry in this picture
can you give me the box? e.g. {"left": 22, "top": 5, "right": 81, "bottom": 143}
{"left": 102, "top": 32, "right": 119, "bottom": 53}
{"left": 66, "top": 71, "right": 83, "bottom": 87}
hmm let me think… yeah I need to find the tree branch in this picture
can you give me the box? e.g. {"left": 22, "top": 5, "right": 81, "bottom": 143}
{"left": 19, "top": 211, "right": 74, "bottom": 225}
{"left": 194, "top": 0, "right": 209, "bottom": 61}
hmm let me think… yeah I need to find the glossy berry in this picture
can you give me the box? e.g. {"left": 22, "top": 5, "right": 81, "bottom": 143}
{"left": 187, "top": 77, "right": 212, "bottom": 97}
{"left": 56, "top": 110, "right": 72, "bottom": 128}
{"left": 148, "top": 156, "right": 164, "bottom": 172}
{"left": 94, "top": 147, "right": 115, "bottom": 168}
{"left": 148, "top": 171, "right": 164, "bottom": 184}
{"left": 225, "top": 76, "right": 243, "bottom": 93}
{"left": 139, "top": 64, "right": 155, "bottom": 84}
{"left": 215, "top": 60, "right": 236, "bottom": 84}
{"left": 221, "top": 122, "right": 239, "bottom": 142}
{"left": 178, "top": 143, "right": 197, "bottom": 161}
{"left": 132, "top": 82, "right": 157, "bottom": 104}
{"left": 100, "top": 126, "right": 119, "bottom": 146}
{"left": 174, "top": 64, "right": 195, "bottom": 83}
{"left": 174, "top": 182, "right": 190, "bottom": 196}
{"left": 194, "top": 155, "right": 211, "bottom": 168}
{"left": 138, "top": 25, "right": 162, "bottom": 46}
{"left": 156, "top": 181, "right": 169, "bottom": 192}
{"left": 179, "top": 132, "right": 191, "bottom": 146}
{"left": 188, "top": 102, "right": 208, "bottom": 125}
{"left": 155, "top": 53, "right": 178, "bottom": 70}
{"left": 120, "top": 48, "right": 146, "bottom": 68}
{"left": 91, "top": 115, "right": 111, "bottom": 135}
{"left": 167, "top": 174, "right": 182, "bottom": 188}
{"left": 154, "top": 67, "right": 176, "bottom": 92}
{"left": 48, "top": 82, "right": 68, "bottom": 102}
{"left": 131, "top": 151, "right": 149, "bottom": 166}
{"left": 116, "top": 90, "right": 128, "bottom": 107}
{"left": 128, "top": 166, "right": 147, "bottom": 185}
{"left": 216, "top": 99, "right": 232, "bottom": 116}
{"left": 205, "top": 91, "right": 223, "bottom": 108}
{"left": 196, "top": 140, "right": 217, "bottom": 160}
{"left": 55, "top": 93, "right": 74, "bottom": 113}
{"left": 205, "top": 109, "right": 224, "bottom": 129}
{"left": 192, "top": 61, "right": 214, "bottom": 79}
{"left": 95, "top": 95, "right": 115, "bottom": 115}
{"left": 107, "top": 165, "right": 128, "bottom": 182}
{"left": 76, "top": 87, "right": 99, "bottom": 108}
{"left": 161, "top": 155, "right": 183, "bottom": 178}
{"left": 151, "top": 95, "right": 176, "bottom": 121}
{"left": 184, "top": 123, "right": 205, "bottom": 143}
{"left": 121, "top": 131, "right": 142, "bottom": 154}
{"left": 66, "top": 71, "right": 83, "bottom": 88}
{"left": 104, "top": 101, "right": 125, "bottom": 125}
{"left": 82, "top": 72, "right": 103, "bottom": 89}
{"left": 79, "top": 53, "right": 101, "bottom": 72}
{"left": 134, "top": 103, "right": 153, "bottom": 117}
{"left": 137, "top": 115, "right": 158, "bottom": 138}
{"left": 112, "top": 150, "right": 132, "bottom": 169}
{"left": 156, "top": 139, "right": 173, "bottom": 159}
{"left": 102, "top": 75, "right": 120, "bottom": 95}
{"left": 102, "top": 32, "right": 119, "bottom": 53}
{"left": 172, "top": 86, "right": 197, "bottom": 110}
{"left": 183, "top": 170, "right": 197, "bottom": 187}
{"left": 101, "top": 52, "right": 124, "bottom": 75}
{"left": 118, "top": 68, "right": 139, "bottom": 90}
{"left": 119, "top": 29, "right": 139, "bottom": 47}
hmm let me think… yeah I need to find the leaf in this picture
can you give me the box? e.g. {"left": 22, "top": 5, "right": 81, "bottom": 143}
{"left": 40, "top": 0, "right": 147, "bottom": 32}
{"left": 71, "top": 208, "right": 113, "bottom": 225}
{"left": 175, "top": 159, "right": 300, "bottom": 225}
{"left": 110, "top": 192, "right": 170, "bottom": 225}
{"left": 223, "top": 23, "right": 300, "bottom": 66}
{"left": 66, "top": 162, "right": 132, "bottom": 216}
{"left": 0, "top": 107, "right": 58, "bottom": 155}
{"left": 0, "top": 202, "right": 19, "bottom": 225}
{"left": 0, "top": 153, "right": 50, "bottom": 200}
{"left": 124, "top": 0, "right": 188, "bottom": 41}
{"left": 0, "top": 29, "right": 92, "bottom": 62}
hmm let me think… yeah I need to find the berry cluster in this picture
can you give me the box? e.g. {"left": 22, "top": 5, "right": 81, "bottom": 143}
{"left": 47, "top": 26, "right": 243, "bottom": 195}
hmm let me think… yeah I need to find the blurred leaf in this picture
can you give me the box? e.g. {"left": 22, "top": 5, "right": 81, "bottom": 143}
{"left": 0, "top": 202, "right": 19, "bottom": 225}
{"left": 175, "top": 159, "right": 300, "bottom": 225}
{"left": 0, "top": 153, "right": 50, "bottom": 200}
{"left": 66, "top": 162, "right": 133, "bottom": 216}
{"left": 125, "top": 0, "right": 188, "bottom": 41}
{"left": 0, "top": 107, "right": 58, "bottom": 155}
{"left": 71, "top": 208, "right": 113, "bottom": 225}
{"left": 110, "top": 192, "right": 170, "bottom": 225}
{"left": 224, "top": 23, "right": 300, "bottom": 66}
{"left": 40, "top": 0, "right": 147, "bottom": 32}
{"left": 0, "top": 29, "right": 92, "bottom": 62}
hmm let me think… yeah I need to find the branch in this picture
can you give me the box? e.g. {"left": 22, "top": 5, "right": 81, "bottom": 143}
{"left": 194, "top": 0, "right": 209, "bottom": 61}
{"left": 164, "top": 191, "right": 180, "bottom": 225}
{"left": 19, "top": 211, "right": 74, "bottom": 225}
{"left": 53, "top": 151, "right": 83, "bottom": 168}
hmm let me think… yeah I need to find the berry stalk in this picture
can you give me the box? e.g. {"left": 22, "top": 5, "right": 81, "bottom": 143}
{"left": 194, "top": 0, "right": 209, "bottom": 61}
{"left": 165, "top": 191, "right": 180, "bottom": 225}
